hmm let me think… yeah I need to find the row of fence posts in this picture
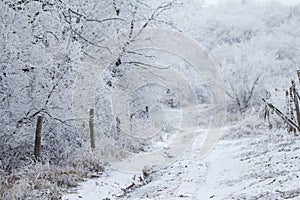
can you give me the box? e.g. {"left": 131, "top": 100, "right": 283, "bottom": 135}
{"left": 33, "top": 108, "right": 96, "bottom": 161}
{"left": 33, "top": 71, "right": 300, "bottom": 160}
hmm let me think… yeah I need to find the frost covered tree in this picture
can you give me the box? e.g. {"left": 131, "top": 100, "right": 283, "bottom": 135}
{"left": 179, "top": 1, "right": 300, "bottom": 113}
{"left": 0, "top": 0, "right": 178, "bottom": 172}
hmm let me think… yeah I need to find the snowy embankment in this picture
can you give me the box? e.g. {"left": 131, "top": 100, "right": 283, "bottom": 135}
{"left": 63, "top": 117, "right": 300, "bottom": 200}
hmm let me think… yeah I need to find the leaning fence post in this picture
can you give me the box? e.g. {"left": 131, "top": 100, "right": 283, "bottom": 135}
{"left": 89, "top": 108, "right": 95, "bottom": 149}
{"left": 34, "top": 115, "right": 43, "bottom": 160}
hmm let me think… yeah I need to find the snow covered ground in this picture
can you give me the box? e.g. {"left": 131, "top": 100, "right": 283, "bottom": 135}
{"left": 63, "top": 116, "right": 300, "bottom": 199}
{"left": 121, "top": 130, "right": 300, "bottom": 199}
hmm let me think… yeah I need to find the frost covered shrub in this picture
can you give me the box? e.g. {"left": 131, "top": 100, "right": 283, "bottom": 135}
{"left": 187, "top": 1, "right": 300, "bottom": 113}
{"left": 0, "top": 164, "right": 81, "bottom": 200}
{"left": 0, "top": 148, "right": 107, "bottom": 199}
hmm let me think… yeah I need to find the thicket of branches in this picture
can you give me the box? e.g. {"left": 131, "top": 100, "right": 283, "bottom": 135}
{"left": 0, "top": 1, "right": 178, "bottom": 198}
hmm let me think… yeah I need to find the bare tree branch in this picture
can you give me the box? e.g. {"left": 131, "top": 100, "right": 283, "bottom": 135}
{"left": 86, "top": 17, "right": 126, "bottom": 23}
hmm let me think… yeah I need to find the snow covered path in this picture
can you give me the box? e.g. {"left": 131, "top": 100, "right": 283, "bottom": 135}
{"left": 63, "top": 125, "right": 300, "bottom": 200}
{"left": 120, "top": 128, "right": 300, "bottom": 199}
{"left": 62, "top": 128, "right": 231, "bottom": 200}
{"left": 117, "top": 134, "right": 250, "bottom": 199}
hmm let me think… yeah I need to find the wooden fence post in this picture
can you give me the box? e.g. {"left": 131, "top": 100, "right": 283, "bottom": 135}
{"left": 89, "top": 108, "right": 95, "bottom": 149}
{"left": 297, "top": 70, "right": 300, "bottom": 86}
{"left": 34, "top": 115, "right": 43, "bottom": 160}
{"left": 292, "top": 80, "right": 300, "bottom": 131}
{"left": 116, "top": 116, "right": 121, "bottom": 133}
{"left": 286, "top": 90, "right": 291, "bottom": 132}
{"left": 289, "top": 86, "right": 296, "bottom": 133}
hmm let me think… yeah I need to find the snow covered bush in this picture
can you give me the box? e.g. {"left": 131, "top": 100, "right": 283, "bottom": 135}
{"left": 182, "top": 1, "right": 300, "bottom": 114}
